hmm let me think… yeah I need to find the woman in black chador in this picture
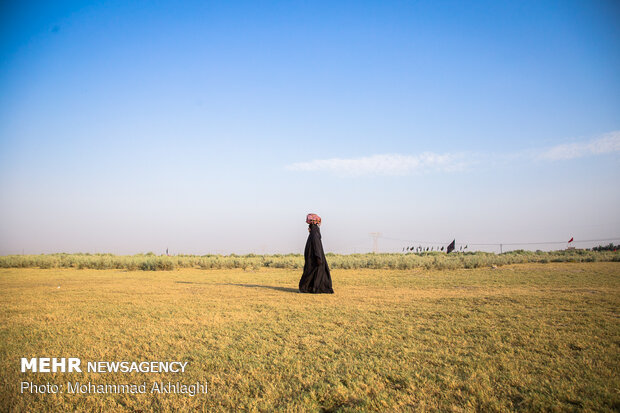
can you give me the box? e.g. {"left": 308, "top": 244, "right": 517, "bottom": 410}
{"left": 299, "top": 213, "right": 334, "bottom": 294}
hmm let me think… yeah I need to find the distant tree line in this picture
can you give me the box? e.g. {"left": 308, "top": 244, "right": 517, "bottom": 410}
{"left": 591, "top": 243, "right": 619, "bottom": 252}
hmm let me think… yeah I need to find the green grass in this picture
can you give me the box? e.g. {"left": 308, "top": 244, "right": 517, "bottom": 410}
{"left": 1, "top": 262, "right": 619, "bottom": 412}
{"left": 1, "top": 249, "right": 618, "bottom": 271}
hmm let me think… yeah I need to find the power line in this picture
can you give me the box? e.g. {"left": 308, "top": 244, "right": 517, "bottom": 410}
{"left": 501, "top": 238, "right": 620, "bottom": 246}
{"left": 380, "top": 236, "right": 447, "bottom": 244}
{"left": 380, "top": 236, "right": 620, "bottom": 247}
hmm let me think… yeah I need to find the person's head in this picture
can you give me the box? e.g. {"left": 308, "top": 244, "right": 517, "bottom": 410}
{"left": 306, "top": 213, "right": 321, "bottom": 232}
{"left": 306, "top": 213, "right": 321, "bottom": 225}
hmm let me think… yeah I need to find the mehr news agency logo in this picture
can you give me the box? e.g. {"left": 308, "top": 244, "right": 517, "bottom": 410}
{"left": 20, "top": 357, "right": 207, "bottom": 396}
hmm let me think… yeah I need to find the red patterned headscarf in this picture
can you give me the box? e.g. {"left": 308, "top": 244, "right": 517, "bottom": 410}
{"left": 306, "top": 213, "right": 321, "bottom": 225}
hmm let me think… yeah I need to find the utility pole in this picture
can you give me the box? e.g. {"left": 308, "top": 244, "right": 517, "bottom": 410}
{"left": 369, "top": 232, "right": 382, "bottom": 253}
{"left": 500, "top": 244, "right": 503, "bottom": 254}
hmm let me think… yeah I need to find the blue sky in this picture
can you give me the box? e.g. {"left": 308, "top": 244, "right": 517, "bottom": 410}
{"left": 1, "top": 0, "right": 619, "bottom": 254}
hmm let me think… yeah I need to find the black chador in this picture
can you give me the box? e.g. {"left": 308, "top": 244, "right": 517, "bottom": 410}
{"left": 299, "top": 224, "right": 334, "bottom": 294}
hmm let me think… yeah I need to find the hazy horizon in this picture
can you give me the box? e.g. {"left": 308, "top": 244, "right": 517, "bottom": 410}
{"left": 1, "top": 1, "right": 619, "bottom": 255}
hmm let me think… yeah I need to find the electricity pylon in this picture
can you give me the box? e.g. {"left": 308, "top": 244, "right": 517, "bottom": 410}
{"left": 369, "top": 232, "right": 382, "bottom": 253}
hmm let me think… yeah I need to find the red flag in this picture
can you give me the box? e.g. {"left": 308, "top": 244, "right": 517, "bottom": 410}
{"left": 568, "top": 237, "right": 574, "bottom": 243}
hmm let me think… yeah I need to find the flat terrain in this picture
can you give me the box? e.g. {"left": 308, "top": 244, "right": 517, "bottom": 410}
{"left": 1, "top": 263, "right": 619, "bottom": 412}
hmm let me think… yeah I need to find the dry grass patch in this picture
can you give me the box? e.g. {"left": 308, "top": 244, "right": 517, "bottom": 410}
{"left": 0, "top": 263, "right": 618, "bottom": 411}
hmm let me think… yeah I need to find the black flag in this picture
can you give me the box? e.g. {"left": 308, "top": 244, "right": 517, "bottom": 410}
{"left": 447, "top": 239, "right": 455, "bottom": 254}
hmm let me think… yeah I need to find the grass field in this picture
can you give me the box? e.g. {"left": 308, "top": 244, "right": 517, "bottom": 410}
{"left": 1, "top": 250, "right": 618, "bottom": 272}
{"left": 1, "top": 263, "right": 619, "bottom": 412}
